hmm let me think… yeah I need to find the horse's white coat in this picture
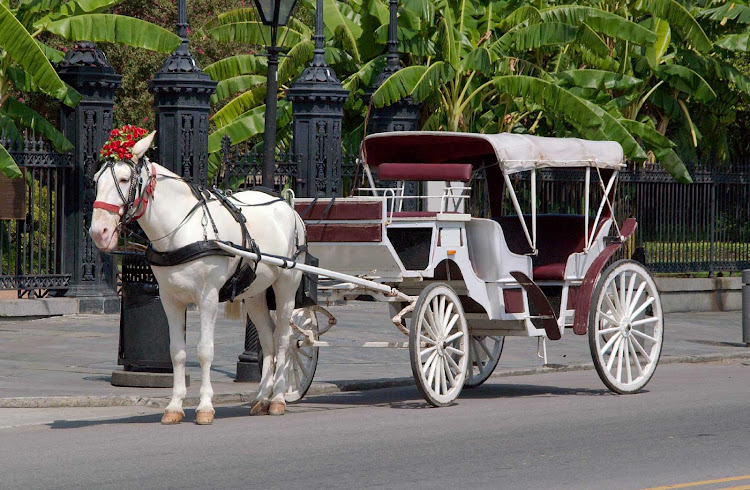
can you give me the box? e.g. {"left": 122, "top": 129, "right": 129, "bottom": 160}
{"left": 89, "top": 132, "right": 305, "bottom": 419}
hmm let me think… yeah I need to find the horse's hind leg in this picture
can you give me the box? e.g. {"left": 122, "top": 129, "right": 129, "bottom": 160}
{"left": 269, "top": 271, "right": 302, "bottom": 416}
{"left": 195, "top": 293, "right": 219, "bottom": 425}
{"left": 161, "top": 299, "right": 188, "bottom": 425}
{"left": 244, "top": 293, "right": 275, "bottom": 415}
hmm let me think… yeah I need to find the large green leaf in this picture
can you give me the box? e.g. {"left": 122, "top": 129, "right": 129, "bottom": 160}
{"left": 618, "top": 118, "right": 674, "bottom": 149}
{"left": 700, "top": 2, "right": 750, "bottom": 24}
{"left": 0, "top": 3, "right": 80, "bottom": 107}
{"left": 208, "top": 21, "right": 302, "bottom": 48}
{"left": 204, "top": 55, "right": 268, "bottom": 81}
{"left": 35, "top": 40, "right": 65, "bottom": 63}
{"left": 0, "top": 143, "right": 22, "bottom": 179}
{"left": 654, "top": 65, "right": 716, "bottom": 102}
{"left": 370, "top": 65, "right": 431, "bottom": 107}
{"left": 576, "top": 23, "right": 609, "bottom": 58}
{"left": 46, "top": 15, "right": 181, "bottom": 53}
{"left": 639, "top": 0, "right": 712, "bottom": 53}
{"left": 646, "top": 18, "right": 671, "bottom": 68}
{"left": 552, "top": 70, "right": 642, "bottom": 91}
{"left": 211, "top": 85, "right": 267, "bottom": 128}
{"left": 653, "top": 147, "right": 692, "bottom": 183}
{"left": 33, "top": 0, "right": 122, "bottom": 28}
{"left": 277, "top": 39, "right": 314, "bottom": 86}
{"left": 411, "top": 62, "right": 456, "bottom": 103}
{"left": 202, "top": 7, "right": 256, "bottom": 31}
{"left": 461, "top": 47, "right": 492, "bottom": 75}
{"left": 208, "top": 101, "right": 293, "bottom": 153}
{"left": 342, "top": 55, "right": 386, "bottom": 92}
{"left": 496, "top": 22, "right": 577, "bottom": 52}
{"left": 715, "top": 32, "right": 750, "bottom": 51}
{"left": 495, "top": 75, "right": 646, "bottom": 160}
{"left": 498, "top": 5, "right": 541, "bottom": 30}
{"left": 323, "top": 0, "right": 362, "bottom": 62}
{"left": 210, "top": 75, "right": 267, "bottom": 104}
{"left": 541, "top": 6, "right": 657, "bottom": 46}
{"left": 4, "top": 99, "right": 73, "bottom": 152}
{"left": 0, "top": 114, "right": 22, "bottom": 143}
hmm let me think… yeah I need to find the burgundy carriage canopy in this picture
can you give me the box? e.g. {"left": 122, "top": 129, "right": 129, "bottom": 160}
{"left": 363, "top": 131, "right": 625, "bottom": 174}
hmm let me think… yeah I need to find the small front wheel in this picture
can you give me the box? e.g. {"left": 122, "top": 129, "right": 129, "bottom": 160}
{"left": 410, "top": 283, "right": 469, "bottom": 407}
{"left": 589, "top": 260, "right": 663, "bottom": 394}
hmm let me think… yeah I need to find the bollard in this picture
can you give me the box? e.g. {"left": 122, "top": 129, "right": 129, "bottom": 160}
{"left": 743, "top": 270, "right": 750, "bottom": 347}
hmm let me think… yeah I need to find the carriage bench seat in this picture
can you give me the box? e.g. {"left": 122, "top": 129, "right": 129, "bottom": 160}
{"left": 377, "top": 163, "right": 473, "bottom": 182}
{"left": 495, "top": 215, "right": 610, "bottom": 281}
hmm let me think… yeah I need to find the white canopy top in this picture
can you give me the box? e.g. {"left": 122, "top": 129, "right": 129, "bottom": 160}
{"left": 364, "top": 131, "right": 625, "bottom": 174}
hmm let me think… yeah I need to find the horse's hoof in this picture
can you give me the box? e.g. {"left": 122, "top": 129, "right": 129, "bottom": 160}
{"left": 161, "top": 411, "right": 184, "bottom": 425}
{"left": 250, "top": 401, "right": 270, "bottom": 416}
{"left": 269, "top": 401, "right": 286, "bottom": 416}
{"left": 195, "top": 410, "right": 214, "bottom": 425}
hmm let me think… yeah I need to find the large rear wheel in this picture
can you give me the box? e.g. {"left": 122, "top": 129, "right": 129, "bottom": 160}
{"left": 589, "top": 260, "right": 663, "bottom": 394}
{"left": 464, "top": 335, "right": 504, "bottom": 388}
{"left": 409, "top": 283, "right": 469, "bottom": 407}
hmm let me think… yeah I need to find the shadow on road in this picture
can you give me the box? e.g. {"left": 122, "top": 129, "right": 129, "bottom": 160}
{"left": 46, "top": 405, "right": 253, "bottom": 429}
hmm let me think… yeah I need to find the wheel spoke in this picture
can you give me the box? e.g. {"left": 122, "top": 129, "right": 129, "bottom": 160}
{"left": 628, "top": 338, "right": 643, "bottom": 376}
{"left": 625, "top": 273, "right": 638, "bottom": 310}
{"left": 606, "top": 336, "right": 623, "bottom": 370}
{"left": 420, "top": 334, "right": 437, "bottom": 346}
{"left": 422, "top": 350, "right": 438, "bottom": 374}
{"left": 442, "top": 302, "right": 455, "bottom": 332}
{"left": 446, "top": 346, "right": 465, "bottom": 357}
{"left": 609, "top": 282, "right": 623, "bottom": 314}
{"left": 630, "top": 295, "right": 655, "bottom": 320}
{"left": 630, "top": 335, "right": 653, "bottom": 363}
{"left": 624, "top": 337, "right": 632, "bottom": 384}
{"left": 444, "top": 330, "right": 464, "bottom": 344}
{"left": 603, "top": 293, "right": 620, "bottom": 321}
{"left": 478, "top": 338, "right": 493, "bottom": 359}
{"left": 631, "top": 328, "right": 657, "bottom": 344}
{"left": 446, "top": 351, "right": 461, "bottom": 374}
{"left": 619, "top": 273, "right": 626, "bottom": 310}
{"left": 420, "top": 345, "right": 438, "bottom": 358}
{"left": 426, "top": 352, "right": 439, "bottom": 386}
{"left": 615, "top": 339, "right": 624, "bottom": 382}
{"left": 630, "top": 316, "right": 659, "bottom": 327}
{"left": 627, "top": 282, "right": 647, "bottom": 317}
{"left": 597, "top": 325, "right": 621, "bottom": 336}
{"left": 296, "top": 354, "right": 312, "bottom": 379}
{"left": 599, "top": 312, "right": 620, "bottom": 328}
{"left": 422, "top": 312, "right": 439, "bottom": 341}
{"left": 443, "top": 357, "right": 456, "bottom": 388}
{"left": 601, "top": 331, "right": 622, "bottom": 354}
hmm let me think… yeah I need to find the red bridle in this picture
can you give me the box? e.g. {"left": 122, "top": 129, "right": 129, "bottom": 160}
{"left": 93, "top": 161, "right": 157, "bottom": 223}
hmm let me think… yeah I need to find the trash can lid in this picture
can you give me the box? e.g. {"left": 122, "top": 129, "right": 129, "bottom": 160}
{"left": 743, "top": 269, "right": 750, "bottom": 284}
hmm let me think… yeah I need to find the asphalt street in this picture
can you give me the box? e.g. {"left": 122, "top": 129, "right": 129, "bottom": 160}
{"left": 1, "top": 360, "right": 749, "bottom": 489}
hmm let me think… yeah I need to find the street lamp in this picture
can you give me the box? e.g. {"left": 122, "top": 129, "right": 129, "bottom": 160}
{"left": 253, "top": 0, "right": 300, "bottom": 188}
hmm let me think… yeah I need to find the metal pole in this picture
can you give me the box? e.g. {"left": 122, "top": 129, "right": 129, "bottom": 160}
{"left": 262, "top": 47, "right": 280, "bottom": 188}
{"left": 743, "top": 270, "right": 750, "bottom": 347}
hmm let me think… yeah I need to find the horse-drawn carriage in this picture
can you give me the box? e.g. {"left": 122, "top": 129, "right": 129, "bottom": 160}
{"left": 91, "top": 129, "right": 663, "bottom": 423}
{"left": 220, "top": 131, "right": 664, "bottom": 407}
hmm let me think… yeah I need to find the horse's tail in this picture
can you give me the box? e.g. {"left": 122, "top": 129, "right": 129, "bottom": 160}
{"left": 224, "top": 299, "right": 244, "bottom": 320}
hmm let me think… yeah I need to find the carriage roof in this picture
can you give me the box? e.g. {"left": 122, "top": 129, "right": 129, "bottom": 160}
{"left": 363, "top": 131, "right": 625, "bottom": 174}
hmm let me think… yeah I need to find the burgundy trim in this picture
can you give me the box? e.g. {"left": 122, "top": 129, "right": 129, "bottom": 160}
{"left": 533, "top": 263, "right": 566, "bottom": 281}
{"left": 510, "top": 271, "right": 561, "bottom": 340}
{"left": 503, "top": 289, "right": 525, "bottom": 314}
{"left": 93, "top": 201, "right": 121, "bottom": 213}
{"left": 377, "top": 163, "right": 473, "bottom": 182}
{"left": 566, "top": 286, "right": 580, "bottom": 311}
{"left": 295, "top": 201, "right": 382, "bottom": 221}
{"left": 306, "top": 224, "right": 382, "bottom": 242}
{"left": 572, "top": 218, "right": 637, "bottom": 335}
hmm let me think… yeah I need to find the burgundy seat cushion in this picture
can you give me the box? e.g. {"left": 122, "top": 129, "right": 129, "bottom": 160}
{"left": 377, "top": 163, "right": 473, "bottom": 182}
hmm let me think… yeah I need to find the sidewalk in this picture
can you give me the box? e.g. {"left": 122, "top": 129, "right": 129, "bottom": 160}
{"left": 0, "top": 301, "right": 748, "bottom": 408}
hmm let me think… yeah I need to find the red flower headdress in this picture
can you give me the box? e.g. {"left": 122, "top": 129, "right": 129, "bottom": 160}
{"left": 99, "top": 125, "right": 149, "bottom": 162}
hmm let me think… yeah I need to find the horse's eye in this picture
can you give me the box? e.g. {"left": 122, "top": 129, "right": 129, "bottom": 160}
{"left": 119, "top": 178, "right": 129, "bottom": 183}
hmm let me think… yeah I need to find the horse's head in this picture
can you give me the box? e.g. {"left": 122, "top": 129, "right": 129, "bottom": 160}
{"left": 89, "top": 131, "right": 156, "bottom": 252}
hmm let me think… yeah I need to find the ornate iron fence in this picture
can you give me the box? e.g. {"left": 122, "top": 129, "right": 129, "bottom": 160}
{"left": 0, "top": 135, "right": 73, "bottom": 297}
{"left": 212, "top": 135, "right": 301, "bottom": 193}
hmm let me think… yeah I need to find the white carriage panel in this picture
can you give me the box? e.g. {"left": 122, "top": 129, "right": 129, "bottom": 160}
{"left": 439, "top": 228, "right": 462, "bottom": 247}
{"left": 465, "top": 218, "right": 532, "bottom": 282}
{"left": 564, "top": 218, "right": 614, "bottom": 280}
{"left": 307, "top": 242, "right": 404, "bottom": 279}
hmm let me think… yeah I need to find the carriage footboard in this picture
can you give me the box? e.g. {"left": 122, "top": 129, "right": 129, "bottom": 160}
{"left": 509, "top": 271, "right": 561, "bottom": 340}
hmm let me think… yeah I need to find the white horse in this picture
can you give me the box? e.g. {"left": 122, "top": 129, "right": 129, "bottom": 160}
{"left": 89, "top": 131, "right": 306, "bottom": 424}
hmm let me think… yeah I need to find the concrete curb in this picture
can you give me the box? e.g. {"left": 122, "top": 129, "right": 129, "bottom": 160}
{"left": 2, "top": 351, "right": 749, "bottom": 409}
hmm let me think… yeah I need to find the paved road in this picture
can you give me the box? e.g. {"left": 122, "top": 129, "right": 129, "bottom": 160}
{"left": 2, "top": 360, "right": 749, "bottom": 489}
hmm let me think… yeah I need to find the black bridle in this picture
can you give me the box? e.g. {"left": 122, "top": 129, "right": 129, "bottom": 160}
{"left": 93, "top": 157, "right": 154, "bottom": 226}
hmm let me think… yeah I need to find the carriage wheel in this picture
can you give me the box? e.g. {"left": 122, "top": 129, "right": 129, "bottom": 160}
{"left": 464, "top": 335, "right": 504, "bottom": 388}
{"left": 261, "top": 308, "right": 319, "bottom": 403}
{"left": 588, "top": 260, "right": 663, "bottom": 394}
{"left": 409, "top": 283, "right": 469, "bottom": 407}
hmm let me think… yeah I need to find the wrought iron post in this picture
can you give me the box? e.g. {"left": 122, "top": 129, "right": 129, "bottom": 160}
{"left": 287, "top": 0, "right": 349, "bottom": 197}
{"left": 149, "top": 0, "right": 217, "bottom": 184}
{"left": 57, "top": 42, "right": 121, "bottom": 313}
{"left": 363, "top": 0, "right": 420, "bottom": 135}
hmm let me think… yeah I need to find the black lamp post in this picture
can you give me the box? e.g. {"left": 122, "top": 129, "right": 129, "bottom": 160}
{"left": 253, "top": 0, "right": 300, "bottom": 188}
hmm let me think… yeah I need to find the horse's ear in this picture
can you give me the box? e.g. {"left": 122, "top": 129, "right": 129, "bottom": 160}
{"left": 131, "top": 131, "right": 156, "bottom": 161}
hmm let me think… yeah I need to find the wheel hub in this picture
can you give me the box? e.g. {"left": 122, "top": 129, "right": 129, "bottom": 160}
{"left": 620, "top": 318, "right": 632, "bottom": 337}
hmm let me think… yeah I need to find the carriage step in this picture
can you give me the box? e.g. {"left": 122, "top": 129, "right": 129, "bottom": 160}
{"left": 509, "top": 271, "right": 562, "bottom": 341}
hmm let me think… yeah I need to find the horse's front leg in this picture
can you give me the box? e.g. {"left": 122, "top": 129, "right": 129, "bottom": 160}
{"left": 244, "top": 293, "right": 276, "bottom": 416}
{"left": 269, "top": 272, "right": 300, "bottom": 416}
{"left": 161, "top": 298, "right": 188, "bottom": 425}
{"left": 195, "top": 292, "right": 219, "bottom": 425}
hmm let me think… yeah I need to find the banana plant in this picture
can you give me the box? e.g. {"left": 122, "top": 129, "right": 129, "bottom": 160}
{"left": 0, "top": 0, "right": 182, "bottom": 178}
